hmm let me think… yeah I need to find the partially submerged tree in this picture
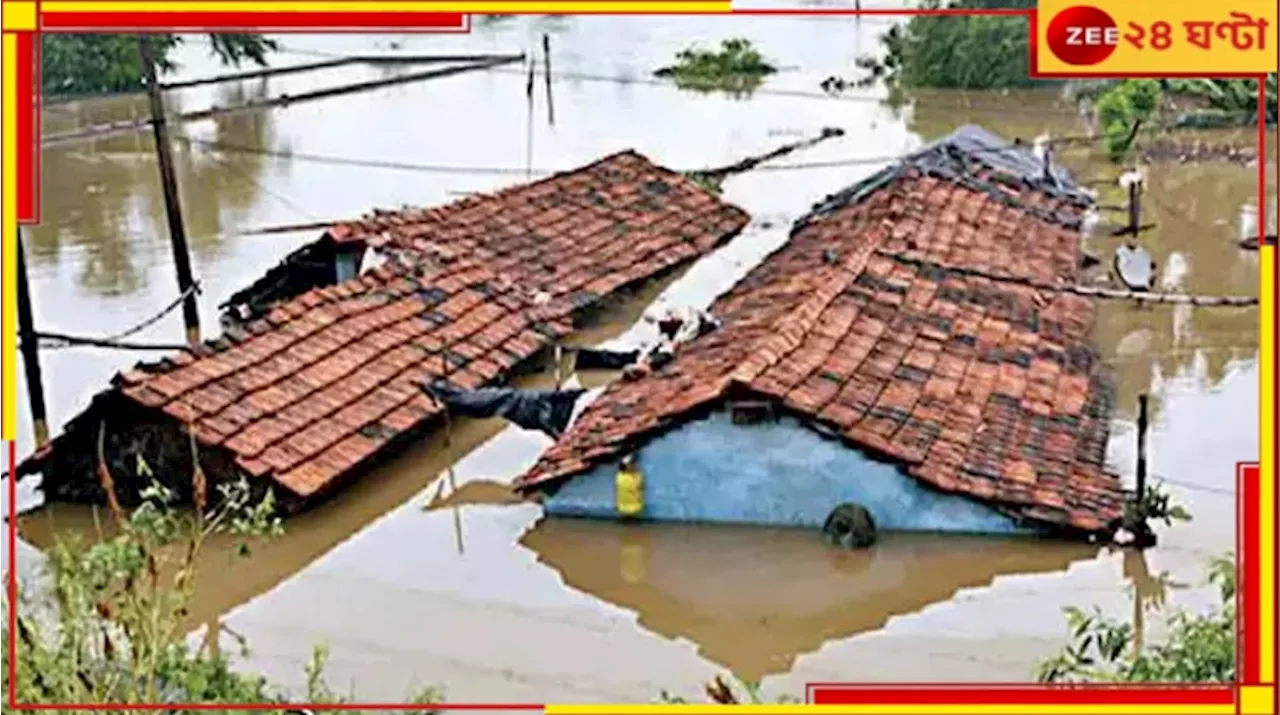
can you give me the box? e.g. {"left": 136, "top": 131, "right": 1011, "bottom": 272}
{"left": 840, "top": 0, "right": 1045, "bottom": 93}
{"left": 42, "top": 34, "right": 278, "bottom": 97}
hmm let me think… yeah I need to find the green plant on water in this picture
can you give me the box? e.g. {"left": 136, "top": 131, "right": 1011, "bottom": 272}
{"left": 654, "top": 38, "right": 777, "bottom": 98}
{"left": 2, "top": 451, "right": 442, "bottom": 711}
{"left": 1127, "top": 480, "right": 1193, "bottom": 529}
{"left": 1037, "top": 554, "right": 1236, "bottom": 683}
{"left": 42, "top": 34, "right": 278, "bottom": 98}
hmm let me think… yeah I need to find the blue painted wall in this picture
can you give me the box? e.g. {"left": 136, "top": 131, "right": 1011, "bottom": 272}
{"left": 544, "top": 411, "right": 1032, "bottom": 535}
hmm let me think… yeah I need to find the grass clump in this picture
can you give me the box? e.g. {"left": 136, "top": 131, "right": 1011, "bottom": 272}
{"left": 654, "top": 38, "right": 776, "bottom": 97}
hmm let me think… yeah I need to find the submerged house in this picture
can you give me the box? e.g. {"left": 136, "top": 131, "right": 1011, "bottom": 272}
{"left": 517, "top": 126, "right": 1128, "bottom": 540}
{"left": 15, "top": 151, "right": 749, "bottom": 510}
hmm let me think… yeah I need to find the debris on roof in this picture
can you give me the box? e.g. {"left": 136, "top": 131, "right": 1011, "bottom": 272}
{"left": 18, "top": 151, "right": 749, "bottom": 509}
{"left": 517, "top": 126, "right": 1126, "bottom": 536}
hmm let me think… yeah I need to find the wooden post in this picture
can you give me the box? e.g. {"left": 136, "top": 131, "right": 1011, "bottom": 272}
{"left": 140, "top": 35, "right": 201, "bottom": 345}
{"left": 542, "top": 34, "right": 555, "bottom": 127}
{"left": 1041, "top": 140, "right": 1053, "bottom": 182}
{"left": 1127, "top": 174, "right": 1142, "bottom": 236}
{"left": 524, "top": 55, "right": 535, "bottom": 179}
{"left": 16, "top": 228, "right": 49, "bottom": 447}
{"left": 1135, "top": 393, "right": 1149, "bottom": 505}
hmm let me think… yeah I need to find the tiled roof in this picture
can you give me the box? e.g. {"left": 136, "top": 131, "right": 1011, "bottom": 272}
{"left": 19, "top": 151, "right": 748, "bottom": 502}
{"left": 327, "top": 150, "right": 748, "bottom": 320}
{"left": 518, "top": 130, "right": 1125, "bottom": 534}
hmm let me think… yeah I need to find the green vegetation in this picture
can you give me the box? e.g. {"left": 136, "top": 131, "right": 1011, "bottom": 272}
{"left": 1093, "top": 80, "right": 1163, "bottom": 162}
{"left": 42, "top": 34, "right": 277, "bottom": 97}
{"left": 658, "top": 675, "right": 801, "bottom": 704}
{"left": 654, "top": 38, "right": 777, "bottom": 97}
{"left": 1037, "top": 555, "right": 1236, "bottom": 683}
{"left": 2, "top": 455, "right": 440, "bottom": 710}
{"left": 1078, "top": 77, "right": 1277, "bottom": 161}
{"left": 845, "top": 0, "right": 1042, "bottom": 93}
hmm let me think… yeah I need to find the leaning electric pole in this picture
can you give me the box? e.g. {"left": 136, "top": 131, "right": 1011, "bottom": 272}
{"left": 140, "top": 35, "right": 201, "bottom": 345}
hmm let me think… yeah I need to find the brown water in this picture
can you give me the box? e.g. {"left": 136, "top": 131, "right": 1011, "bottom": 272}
{"left": 7, "top": 15, "right": 1270, "bottom": 703}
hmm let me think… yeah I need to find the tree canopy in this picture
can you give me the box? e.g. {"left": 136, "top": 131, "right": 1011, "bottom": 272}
{"left": 42, "top": 34, "right": 278, "bottom": 97}
{"left": 851, "top": 0, "right": 1046, "bottom": 91}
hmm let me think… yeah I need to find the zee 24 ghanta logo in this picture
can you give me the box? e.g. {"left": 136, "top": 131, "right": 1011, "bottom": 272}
{"left": 1045, "top": 4, "right": 1270, "bottom": 66}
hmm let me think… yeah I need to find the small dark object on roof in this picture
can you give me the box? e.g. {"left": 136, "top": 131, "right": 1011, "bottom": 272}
{"left": 423, "top": 380, "right": 586, "bottom": 438}
{"left": 575, "top": 347, "right": 642, "bottom": 370}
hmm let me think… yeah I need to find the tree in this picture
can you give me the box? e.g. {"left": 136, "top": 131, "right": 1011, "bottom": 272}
{"left": 1093, "top": 79, "right": 1162, "bottom": 162}
{"left": 42, "top": 34, "right": 278, "bottom": 97}
{"left": 845, "top": 0, "right": 1048, "bottom": 92}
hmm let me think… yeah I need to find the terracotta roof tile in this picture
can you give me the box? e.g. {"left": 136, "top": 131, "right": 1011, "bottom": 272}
{"left": 19, "top": 151, "right": 748, "bottom": 503}
{"left": 519, "top": 148, "right": 1124, "bottom": 535}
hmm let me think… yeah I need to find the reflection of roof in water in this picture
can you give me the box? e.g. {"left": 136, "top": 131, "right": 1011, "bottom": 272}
{"left": 520, "top": 126, "right": 1125, "bottom": 535}
{"left": 519, "top": 518, "right": 1097, "bottom": 681}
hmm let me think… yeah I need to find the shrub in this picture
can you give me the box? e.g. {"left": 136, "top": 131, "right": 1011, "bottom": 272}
{"left": 3, "top": 447, "right": 441, "bottom": 711}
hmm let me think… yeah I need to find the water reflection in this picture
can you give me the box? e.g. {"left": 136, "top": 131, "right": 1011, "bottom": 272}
{"left": 521, "top": 519, "right": 1098, "bottom": 681}
{"left": 28, "top": 81, "right": 279, "bottom": 294}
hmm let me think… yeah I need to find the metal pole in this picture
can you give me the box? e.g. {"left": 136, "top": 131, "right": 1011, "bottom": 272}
{"left": 16, "top": 228, "right": 49, "bottom": 447}
{"left": 140, "top": 35, "right": 201, "bottom": 345}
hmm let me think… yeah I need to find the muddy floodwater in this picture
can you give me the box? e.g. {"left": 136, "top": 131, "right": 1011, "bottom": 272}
{"left": 7, "top": 11, "right": 1273, "bottom": 703}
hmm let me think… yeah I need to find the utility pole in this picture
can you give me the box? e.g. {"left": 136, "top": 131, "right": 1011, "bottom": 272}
{"left": 16, "top": 228, "right": 49, "bottom": 447}
{"left": 140, "top": 35, "right": 201, "bottom": 345}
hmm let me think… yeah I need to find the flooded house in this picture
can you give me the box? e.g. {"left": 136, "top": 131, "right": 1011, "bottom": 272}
{"left": 517, "top": 126, "right": 1130, "bottom": 541}
{"left": 13, "top": 151, "right": 749, "bottom": 510}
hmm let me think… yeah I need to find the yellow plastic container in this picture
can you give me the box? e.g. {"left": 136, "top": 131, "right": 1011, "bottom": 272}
{"left": 615, "top": 462, "right": 645, "bottom": 518}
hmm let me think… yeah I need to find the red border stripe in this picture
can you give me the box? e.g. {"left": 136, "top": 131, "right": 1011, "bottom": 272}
{"left": 41, "top": 12, "right": 469, "bottom": 31}
{"left": 14, "top": 31, "right": 37, "bottom": 223}
{"left": 1240, "top": 463, "right": 1261, "bottom": 683}
{"left": 809, "top": 685, "right": 1237, "bottom": 706}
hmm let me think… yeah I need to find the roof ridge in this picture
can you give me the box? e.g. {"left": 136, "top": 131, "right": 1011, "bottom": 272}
{"left": 329, "top": 148, "right": 668, "bottom": 241}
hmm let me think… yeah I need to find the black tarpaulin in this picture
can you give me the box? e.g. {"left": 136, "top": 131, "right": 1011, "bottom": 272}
{"left": 423, "top": 380, "right": 587, "bottom": 438}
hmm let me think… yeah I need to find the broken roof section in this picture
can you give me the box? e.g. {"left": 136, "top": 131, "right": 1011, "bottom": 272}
{"left": 517, "top": 126, "right": 1126, "bottom": 535}
{"left": 18, "top": 151, "right": 749, "bottom": 504}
